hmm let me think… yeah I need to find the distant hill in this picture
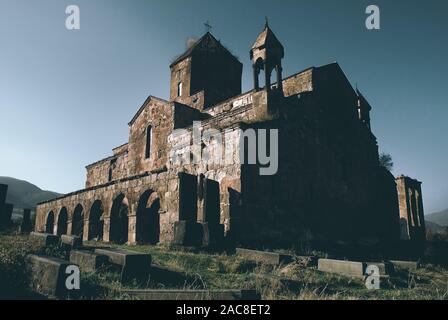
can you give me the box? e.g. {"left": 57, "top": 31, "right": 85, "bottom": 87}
{"left": 0, "top": 176, "right": 62, "bottom": 210}
{"left": 425, "top": 221, "right": 446, "bottom": 234}
{"left": 426, "top": 209, "right": 448, "bottom": 227}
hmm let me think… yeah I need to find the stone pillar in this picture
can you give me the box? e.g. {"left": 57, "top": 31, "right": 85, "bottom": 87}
{"left": 83, "top": 219, "right": 90, "bottom": 242}
{"left": 0, "top": 184, "right": 7, "bottom": 206}
{"left": 128, "top": 214, "right": 137, "bottom": 245}
{"left": 103, "top": 217, "right": 110, "bottom": 243}
{"left": 276, "top": 64, "right": 283, "bottom": 92}
{"left": 253, "top": 65, "right": 259, "bottom": 92}
{"left": 264, "top": 62, "right": 271, "bottom": 90}
{"left": 20, "top": 209, "right": 32, "bottom": 233}
{"left": 67, "top": 220, "right": 73, "bottom": 236}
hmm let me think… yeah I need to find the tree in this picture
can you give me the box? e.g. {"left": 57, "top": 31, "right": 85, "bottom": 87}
{"left": 379, "top": 153, "right": 394, "bottom": 171}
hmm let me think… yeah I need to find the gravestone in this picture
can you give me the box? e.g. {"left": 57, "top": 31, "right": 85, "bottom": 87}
{"left": 318, "top": 259, "right": 365, "bottom": 278}
{"left": 61, "top": 234, "right": 83, "bottom": 249}
{"left": 94, "top": 248, "right": 151, "bottom": 283}
{"left": 27, "top": 255, "right": 79, "bottom": 298}
{"left": 0, "top": 184, "right": 6, "bottom": 205}
{"left": 30, "top": 232, "right": 60, "bottom": 247}
{"left": 70, "top": 250, "right": 108, "bottom": 273}
{"left": 20, "top": 209, "right": 32, "bottom": 234}
{"left": 236, "top": 248, "right": 292, "bottom": 265}
{"left": 0, "top": 184, "right": 13, "bottom": 230}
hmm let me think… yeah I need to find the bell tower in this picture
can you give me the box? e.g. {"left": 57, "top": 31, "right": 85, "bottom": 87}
{"left": 250, "top": 20, "right": 284, "bottom": 92}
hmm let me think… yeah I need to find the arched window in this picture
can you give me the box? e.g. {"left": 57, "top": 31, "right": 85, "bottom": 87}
{"left": 178, "top": 82, "right": 183, "bottom": 97}
{"left": 145, "top": 125, "right": 152, "bottom": 159}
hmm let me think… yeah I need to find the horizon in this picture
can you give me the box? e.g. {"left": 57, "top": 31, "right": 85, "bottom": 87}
{"left": 1, "top": 0, "right": 447, "bottom": 213}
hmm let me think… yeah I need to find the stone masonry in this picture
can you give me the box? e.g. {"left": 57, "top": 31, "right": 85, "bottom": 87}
{"left": 35, "top": 23, "right": 425, "bottom": 249}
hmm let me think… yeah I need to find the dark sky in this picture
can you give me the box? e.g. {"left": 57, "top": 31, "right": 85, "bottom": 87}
{"left": 0, "top": 0, "right": 447, "bottom": 213}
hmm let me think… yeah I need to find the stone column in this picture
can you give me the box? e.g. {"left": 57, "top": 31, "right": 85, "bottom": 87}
{"left": 83, "top": 219, "right": 90, "bottom": 242}
{"left": 253, "top": 65, "right": 259, "bottom": 91}
{"left": 67, "top": 220, "right": 73, "bottom": 236}
{"left": 103, "top": 217, "right": 110, "bottom": 243}
{"left": 276, "top": 64, "right": 283, "bottom": 92}
{"left": 264, "top": 62, "right": 271, "bottom": 90}
{"left": 128, "top": 214, "right": 137, "bottom": 245}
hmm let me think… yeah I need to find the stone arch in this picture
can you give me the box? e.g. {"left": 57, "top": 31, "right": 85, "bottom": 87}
{"left": 109, "top": 193, "right": 129, "bottom": 244}
{"left": 89, "top": 200, "right": 104, "bottom": 241}
{"left": 72, "top": 204, "right": 84, "bottom": 238}
{"left": 45, "top": 211, "right": 55, "bottom": 234}
{"left": 57, "top": 207, "right": 68, "bottom": 235}
{"left": 136, "top": 190, "right": 160, "bottom": 244}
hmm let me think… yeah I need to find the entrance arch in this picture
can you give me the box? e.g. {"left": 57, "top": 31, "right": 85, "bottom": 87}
{"left": 136, "top": 190, "right": 160, "bottom": 244}
{"left": 45, "top": 211, "right": 55, "bottom": 234}
{"left": 57, "top": 207, "right": 68, "bottom": 235}
{"left": 72, "top": 204, "right": 84, "bottom": 238}
{"left": 89, "top": 200, "right": 104, "bottom": 241}
{"left": 109, "top": 194, "right": 129, "bottom": 244}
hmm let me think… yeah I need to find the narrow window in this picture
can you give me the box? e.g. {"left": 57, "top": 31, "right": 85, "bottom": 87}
{"left": 178, "top": 82, "right": 183, "bottom": 97}
{"left": 145, "top": 125, "right": 152, "bottom": 159}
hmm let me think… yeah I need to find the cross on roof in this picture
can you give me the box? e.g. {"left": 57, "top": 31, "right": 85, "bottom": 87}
{"left": 204, "top": 20, "right": 212, "bottom": 33}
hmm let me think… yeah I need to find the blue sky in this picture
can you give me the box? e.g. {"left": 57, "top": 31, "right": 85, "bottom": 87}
{"left": 0, "top": 0, "right": 447, "bottom": 213}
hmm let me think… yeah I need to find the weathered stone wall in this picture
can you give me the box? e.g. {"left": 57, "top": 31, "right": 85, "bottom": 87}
{"left": 36, "top": 171, "right": 180, "bottom": 244}
{"left": 396, "top": 176, "right": 426, "bottom": 241}
{"left": 128, "top": 97, "right": 173, "bottom": 176}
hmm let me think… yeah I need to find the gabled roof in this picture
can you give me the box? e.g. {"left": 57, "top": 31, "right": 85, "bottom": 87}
{"left": 170, "top": 32, "right": 239, "bottom": 67}
{"left": 128, "top": 95, "right": 169, "bottom": 126}
{"left": 251, "top": 23, "right": 284, "bottom": 51}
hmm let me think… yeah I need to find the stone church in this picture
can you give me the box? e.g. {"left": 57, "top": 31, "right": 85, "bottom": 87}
{"left": 35, "top": 23, "right": 426, "bottom": 249}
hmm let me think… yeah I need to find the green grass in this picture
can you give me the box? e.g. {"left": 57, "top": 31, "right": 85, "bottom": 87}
{"left": 1, "top": 233, "right": 448, "bottom": 300}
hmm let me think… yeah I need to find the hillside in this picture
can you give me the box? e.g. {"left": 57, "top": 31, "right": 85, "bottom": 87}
{"left": 0, "top": 177, "right": 62, "bottom": 210}
{"left": 426, "top": 209, "right": 448, "bottom": 227}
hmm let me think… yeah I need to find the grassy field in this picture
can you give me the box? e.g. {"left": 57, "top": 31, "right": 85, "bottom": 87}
{"left": 1, "top": 232, "right": 448, "bottom": 300}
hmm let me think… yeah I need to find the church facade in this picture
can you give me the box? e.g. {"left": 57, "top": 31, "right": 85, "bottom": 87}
{"left": 35, "top": 23, "right": 425, "bottom": 248}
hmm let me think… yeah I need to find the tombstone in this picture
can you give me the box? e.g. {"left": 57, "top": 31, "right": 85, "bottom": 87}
{"left": 0, "top": 184, "right": 7, "bottom": 206}
{"left": 61, "top": 234, "right": 83, "bottom": 249}
{"left": 30, "top": 232, "right": 60, "bottom": 247}
{"left": 1, "top": 203, "right": 14, "bottom": 228}
{"left": 318, "top": 259, "right": 365, "bottom": 278}
{"left": 20, "top": 209, "right": 32, "bottom": 234}
{"left": 27, "top": 255, "right": 79, "bottom": 298}
{"left": 94, "top": 248, "right": 151, "bottom": 283}
{"left": 70, "top": 250, "right": 108, "bottom": 273}
{"left": 0, "top": 184, "right": 13, "bottom": 230}
{"left": 173, "top": 220, "right": 202, "bottom": 247}
{"left": 236, "top": 248, "right": 292, "bottom": 265}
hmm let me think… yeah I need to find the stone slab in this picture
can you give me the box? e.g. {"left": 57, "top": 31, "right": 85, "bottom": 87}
{"left": 27, "top": 254, "right": 78, "bottom": 298}
{"left": 70, "top": 250, "right": 108, "bottom": 273}
{"left": 94, "top": 248, "right": 152, "bottom": 283}
{"left": 365, "top": 262, "right": 395, "bottom": 276}
{"left": 236, "top": 248, "right": 292, "bottom": 265}
{"left": 389, "top": 260, "right": 420, "bottom": 270}
{"left": 173, "top": 220, "right": 203, "bottom": 247}
{"left": 318, "top": 259, "right": 365, "bottom": 278}
{"left": 94, "top": 248, "right": 151, "bottom": 267}
{"left": 121, "top": 289, "right": 260, "bottom": 300}
{"left": 30, "top": 232, "right": 60, "bottom": 247}
{"left": 61, "top": 235, "right": 83, "bottom": 249}
{"left": 0, "top": 184, "right": 7, "bottom": 205}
